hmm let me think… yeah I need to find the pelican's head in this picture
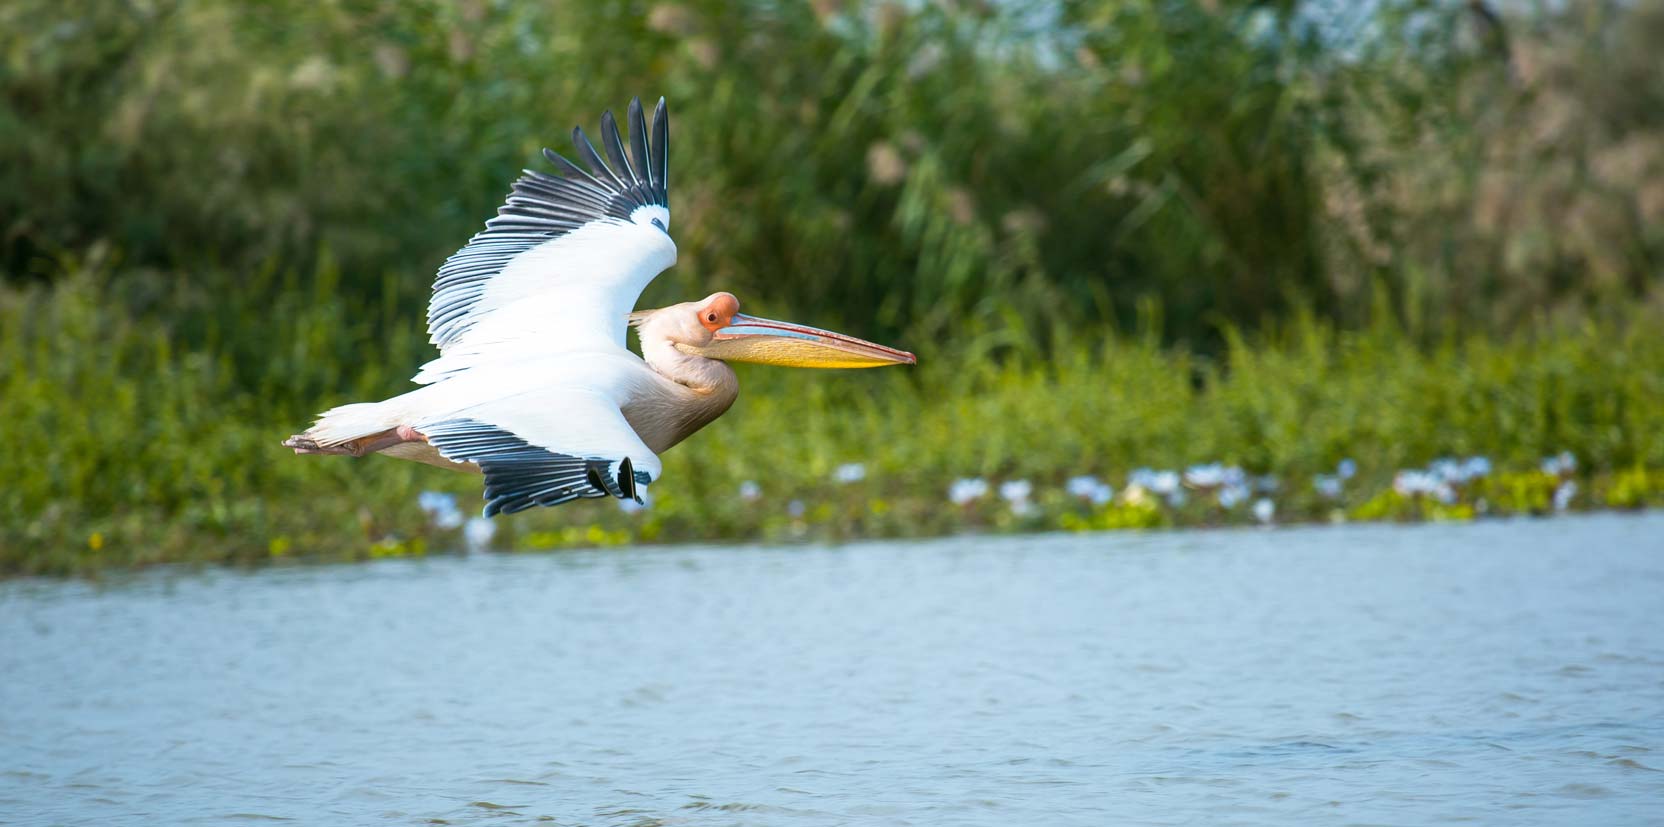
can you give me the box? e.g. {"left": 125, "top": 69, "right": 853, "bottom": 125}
{"left": 633, "top": 292, "right": 915, "bottom": 368}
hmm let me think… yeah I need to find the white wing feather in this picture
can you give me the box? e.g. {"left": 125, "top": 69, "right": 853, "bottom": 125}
{"left": 413, "top": 214, "right": 674, "bottom": 383}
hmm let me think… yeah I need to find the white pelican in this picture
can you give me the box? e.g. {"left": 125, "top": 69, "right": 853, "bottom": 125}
{"left": 283, "top": 98, "right": 914, "bottom": 515}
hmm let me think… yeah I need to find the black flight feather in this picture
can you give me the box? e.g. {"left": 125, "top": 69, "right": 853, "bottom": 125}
{"left": 651, "top": 97, "right": 669, "bottom": 203}
{"left": 422, "top": 418, "right": 646, "bottom": 516}
{"left": 571, "top": 126, "right": 625, "bottom": 190}
{"left": 599, "top": 110, "right": 636, "bottom": 184}
{"left": 628, "top": 98, "right": 652, "bottom": 191}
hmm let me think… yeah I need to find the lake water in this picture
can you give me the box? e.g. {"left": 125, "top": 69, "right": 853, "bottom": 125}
{"left": 3, "top": 514, "right": 1663, "bottom": 826}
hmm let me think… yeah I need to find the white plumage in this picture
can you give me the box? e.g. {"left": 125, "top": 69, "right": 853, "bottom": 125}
{"left": 412, "top": 216, "right": 676, "bottom": 384}
{"left": 285, "top": 97, "right": 914, "bottom": 517}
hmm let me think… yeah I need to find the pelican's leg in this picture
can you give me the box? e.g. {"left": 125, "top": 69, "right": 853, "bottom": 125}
{"left": 284, "top": 425, "right": 427, "bottom": 457}
{"left": 344, "top": 425, "right": 429, "bottom": 456}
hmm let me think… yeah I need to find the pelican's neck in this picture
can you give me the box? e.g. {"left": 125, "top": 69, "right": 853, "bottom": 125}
{"left": 640, "top": 335, "right": 737, "bottom": 394}
{"left": 627, "top": 334, "right": 740, "bottom": 454}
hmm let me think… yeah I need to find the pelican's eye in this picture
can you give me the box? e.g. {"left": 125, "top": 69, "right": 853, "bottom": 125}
{"left": 707, "top": 313, "right": 717, "bottom": 322}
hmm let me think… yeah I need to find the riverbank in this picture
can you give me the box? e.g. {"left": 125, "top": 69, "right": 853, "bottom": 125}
{"left": 6, "top": 267, "right": 1664, "bottom": 576}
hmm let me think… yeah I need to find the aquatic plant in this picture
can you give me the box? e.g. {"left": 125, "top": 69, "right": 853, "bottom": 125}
{"left": 1542, "top": 452, "right": 1578, "bottom": 478}
{"left": 1065, "top": 475, "right": 1116, "bottom": 507}
{"left": 948, "top": 479, "right": 989, "bottom": 506}
{"left": 1313, "top": 475, "right": 1345, "bottom": 500}
{"left": 998, "top": 480, "right": 1036, "bottom": 517}
{"left": 418, "top": 491, "right": 464, "bottom": 530}
{"left": 1552, "top": 481, "right": 1578, "bottom": 512}
{"left": 463, "top": 517, "right": 496, "bottom": 551}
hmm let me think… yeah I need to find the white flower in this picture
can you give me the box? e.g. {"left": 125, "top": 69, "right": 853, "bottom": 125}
{"left": 1066, "top": 475, "right": 1102, "bottom": 498}
{"left": 1429, "top": 458, "right": 1463, "bottom": 484}
{"left": 1336, "top": 458, "right": 1357, "bottom": 480}
{"left": 418, "top": 491, "right": 463, "bottom": 529}
{"left": 418, "top": 491, "right": 455, "bottom": 513}
{"left": 738, "top": 480, "right": 762, "bottom": 501}
{"left": 1252, "top": 498, "right": 1275, "bottom": 524}
{"left": 1183, "top": 463, "right": 1228, "bottom": 488}
{"left": 1185, "top": 463, "right": 1246, "bottom": 491}
{"left": 998, "top": 479, "right": 1033, "bottom": 503}
{"left": 948, "top": 478, "right": 989, "bottom": 506}
{"left": 1392, "top": 470, "right": 1427, "bottom": 497}
{"left": 1429, "top": 456, "right": 1490, "bottom": 484}
{"left": 463, "top": 517, "right": 495, "bottom": 551}
{"left": 1065, "top": 475, "right": 1115, "bottom": 505}
{"left": 1542, "top": 451, "right": 1578, "bottom": 477}
{"left": 1130, "top": 468, "right": 1181, "bottom": 496}
{"left": 1218, "top": 482, "right": 1250, "bottom": 509}
{"left": 1313, "top": 474, "right": 1344, "bottom": 500}
{"left": 1394, "top": 470, "right": 1455, "bottom": 503}
{"left": 999, "top": 480, "right": 1036, "bottom": 517}
{"left": 832, "top": 462, "right": 867, "bottom": 483}
{"left": 1553, "top": 480, "right": 1577, "bottom": 512}
{"left": 1121, "top": 483, "right": 1152, "bottom": 507}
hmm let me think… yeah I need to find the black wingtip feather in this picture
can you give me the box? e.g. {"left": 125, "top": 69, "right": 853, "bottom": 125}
{"left": 651, "top": 98, "right": 669, "bottom": 204}
{"left": 618, "top": 457, "right": 638, "bottom": 501}
{"left": 627, "top": 98, "right": 652, "bottom": 190}
{"left": 571, "top": 126, "right": 623, "bottom": 188}
{"left": 542, "top": 147, "right": 601, "bottom": 188}
{"left": 599, "top": 110, "right": 635, "bottom": 184}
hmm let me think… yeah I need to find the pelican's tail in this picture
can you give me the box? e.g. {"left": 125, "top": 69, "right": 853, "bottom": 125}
{"left": 283, "top": 401, "right": 398, "bottom": 455}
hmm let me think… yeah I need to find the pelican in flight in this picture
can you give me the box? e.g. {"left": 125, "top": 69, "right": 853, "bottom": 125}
{"left": 284, "top": 98, "right": 914, "bottom": 515}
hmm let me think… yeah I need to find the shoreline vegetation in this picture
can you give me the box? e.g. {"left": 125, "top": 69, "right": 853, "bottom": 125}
{"left": 5, "top": 1, "right": 1663, "bottom": 575}
{"left": 5, "top": 262, "right": 1663, "bottom": 577}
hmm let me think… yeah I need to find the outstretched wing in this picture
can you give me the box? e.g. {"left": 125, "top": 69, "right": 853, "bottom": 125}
{"left": 417, "top": 97, "right": 674, "bottom": 384}
{"left": 416, "top": 385, "right": 661, "bottom": 517}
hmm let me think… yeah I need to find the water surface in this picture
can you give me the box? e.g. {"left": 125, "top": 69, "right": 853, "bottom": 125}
{"left": 4, "top": 514, "right": 1663, "bottom": 825}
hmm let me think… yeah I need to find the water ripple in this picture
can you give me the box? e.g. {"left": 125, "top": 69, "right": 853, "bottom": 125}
{"left": 2, "top": 513, "right": 1663, "bottom": 825}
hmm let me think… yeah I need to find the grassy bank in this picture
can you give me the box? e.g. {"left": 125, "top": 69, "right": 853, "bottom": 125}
{"left": 6, "top": 261, "right": 1664, "bottom": 576}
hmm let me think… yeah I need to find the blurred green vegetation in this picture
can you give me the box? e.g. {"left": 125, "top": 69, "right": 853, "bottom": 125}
{"left": 7, "top": 0, "right": 1662, "bottom": 344}
{"left": 6, "top": 254, "right": 1663, "bottom": 575}
{"left": 3, "top": 0, "right": 1663, "bottom": 574}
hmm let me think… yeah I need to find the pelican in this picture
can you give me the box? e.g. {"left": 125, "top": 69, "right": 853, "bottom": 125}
{"left": 283, "top": 98, "right": 914, "bottom": 515}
